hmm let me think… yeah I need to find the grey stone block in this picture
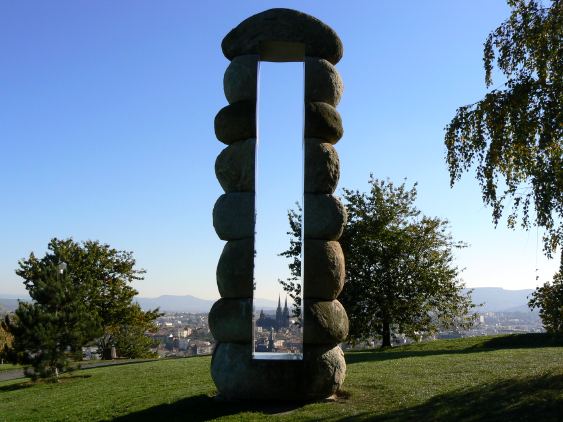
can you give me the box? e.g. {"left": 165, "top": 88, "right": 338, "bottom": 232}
{"left": 304, "top": 102, "right": 343, "bottom": 144}
{"left": 213, "top": 193, "right": 255, "bottom": 240}
{"left": 304, "top": 138, "right": 340, "bottom": 194}
{"left": 304, "top": 299, "right": 349, "bottom": 344}
{"left": 214, "top": 101, "right": 256, "bottom": 145}
{"left": 211, "top": 342, "right": 346, "bottom": 400}
{"left": 304, "top": 193, "right": 347, "bottom": 240}
{"left": 217, "top": 238, "right": 254, "bottom": 298}
{"left": 303, "top": 240, "right": 345, "bottom": 300}
{"left": 305, "top": 57, "right": 343, "bottom": 106}
{"left": 221, "top": 8, "right": 343, "bottom": 64}
{"left": 224, "top": 55, "right": 259, "bottom": 104}
{"left": 215, "top": 138, "right": 255, "bottom": 193}
{"left": 209, "top": 298, "right": 252, "bottom": 343}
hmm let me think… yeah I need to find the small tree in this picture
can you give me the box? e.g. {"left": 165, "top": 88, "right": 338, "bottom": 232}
{"left": 341, "top": 178, "right": 475, "bottom": 346}
{"left": 279, "top": 204, "right": 303, "bottom": 320}
{"left": 17, "top": 238, "right": 160, "bottom": 359}
{"left": 280, "top": 177, "right": 476, "bottom": 347}
{"left": 529, "top": 267, "right": 563, "bottom": 333}
{"left": 112, "top": 305, "right": 160, "bottom": 359}
{"left": 6, "top": 265, "right": 101, "bottom": 380}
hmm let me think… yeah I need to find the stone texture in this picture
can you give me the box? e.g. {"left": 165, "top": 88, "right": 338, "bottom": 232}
{"left": 305, "top": 57, "right": 343, "bottom": 106}
{"left": 303, "top": 299, "right": 349, "bottom": 344}
{"left": 209, "top": 298, "right": 252, "bottom": 343}
{"left": 304, "top": 102, "right": 343, "bottom": 144}
{"left": 211, "top": 343, "right": 346, "bottom": 400}
{"left": 304, "top": 139, "right": 340, "bottom": 194}
{"left": 217, "top": 238, "right": 254, "bottom": 298}
{"left": 303, "top": 240, "right": 345, "bottom": 300}
{"left": 214, "top": 101, "right": 256, "bottom": 145}
{"left": 215, "top": 138, "right": 255, "bottom": 193}
{"left": 304, "top": 193, "right": 347, "bottom": 240}
{"left": 224, "top": 55, "right": 259, "bottom": 104}
{"left": 213, "top": 193, "right": 254, "bottom": 240}
{"left": 221, "top": 8, "right": 343, "bottom": 64}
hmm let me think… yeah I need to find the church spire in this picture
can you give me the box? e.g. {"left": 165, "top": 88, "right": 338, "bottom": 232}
{"left": 276, "top": 294, "right": 282, "bottom": 325}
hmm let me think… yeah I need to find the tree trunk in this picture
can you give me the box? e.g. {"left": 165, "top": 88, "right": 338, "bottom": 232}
{"left": 381, "top": 320, "right": 391, "bottom": 348}
{"left": 102, "top": 346, "right": 113, "bottom": 360}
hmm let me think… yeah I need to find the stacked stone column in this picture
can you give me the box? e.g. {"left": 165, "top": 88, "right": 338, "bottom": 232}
{"left": 209, "top": 8, "right": 348, "bottom": 401}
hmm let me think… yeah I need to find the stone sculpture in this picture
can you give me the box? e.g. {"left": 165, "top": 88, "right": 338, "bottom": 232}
{"left": 209, "top": 8, "right": 348, "bottom": 401}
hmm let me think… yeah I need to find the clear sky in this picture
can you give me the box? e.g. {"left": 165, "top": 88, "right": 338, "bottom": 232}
{"left": 0, "top": 1, "right": 558, "bottom": 300}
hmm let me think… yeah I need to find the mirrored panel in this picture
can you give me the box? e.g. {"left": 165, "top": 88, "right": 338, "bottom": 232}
{"left": 253, "top": 61, "right": 304, "bottom": 360}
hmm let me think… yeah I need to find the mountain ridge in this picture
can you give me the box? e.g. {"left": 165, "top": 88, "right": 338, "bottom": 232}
{"left": 0, "top": 287, "right": 538, "bottom": 314}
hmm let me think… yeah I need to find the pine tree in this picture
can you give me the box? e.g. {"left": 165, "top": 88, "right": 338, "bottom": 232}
{"left": 16, "top": 238, "right": 160, "bottom": 359}
{"left": 6, "top": 264, "right": 101, "bottom": 380}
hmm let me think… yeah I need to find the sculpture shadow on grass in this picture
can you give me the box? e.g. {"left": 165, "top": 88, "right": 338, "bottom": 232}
{"left": 112, "top": 394, "right": 309, "bottom": 422}
{"left": 335, "top": 372, "right": 563, "bottom": 422}
{"left": 345, "top": 333, "right": 563, "bottom": 365}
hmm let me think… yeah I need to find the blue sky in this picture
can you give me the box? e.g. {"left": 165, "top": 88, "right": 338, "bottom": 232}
{"left": 0, "top": 1, "right": 558, "bottom": 299}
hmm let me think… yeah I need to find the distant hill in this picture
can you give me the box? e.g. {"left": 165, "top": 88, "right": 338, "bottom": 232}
{"left": 0, "top": 298, "right": 21, "bottom": 312}
{"left": 1, "top": 287, "right": 537, "bottom": 314}
{"left": 468, "top": 287, "right": 535, "bottom": 313}
{"left": 135, "top": 295, "right": 278, "bottom": 313}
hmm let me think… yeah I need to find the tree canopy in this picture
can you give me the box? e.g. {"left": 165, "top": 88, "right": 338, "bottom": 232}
{"left": 340, "top": 178, "right": 475, "bottom": 346}
{"left": 280, "top": 178, "right": 476, "bottom": 347}
{"left": 444, "top": 0, "right": 562, "bottom": 262}
{"left": 15, "top": 238, "right": 160, "bottom": 360}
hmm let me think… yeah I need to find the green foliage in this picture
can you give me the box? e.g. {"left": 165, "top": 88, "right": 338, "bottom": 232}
{"left": 112, "top": 306, "right": 161, "bottom": 359}
{"left": 5, "top": 266, "right": 101, "bottom": 380}
{"left": 0, "top": 336, "right": 561, "bottom": 421}
{"left": 0, "top": 317, "right": 14, "bottom": 363}
{"left": 340, "top": 178, "right": 475, "bottom": 346}
{"left": 280, "top": 178, "right": 476, "bottom": 347}
{"left": 444, "top": 0, "right": 562, "bottom": 262}
{"left": 529, "top": 267, "right": 563, "bottom": 332}
{"left": 16, "top": 238, "right": 161, "bottom": 360}
{"left": 278, "top": 204, "right": 302, "bottom": 319}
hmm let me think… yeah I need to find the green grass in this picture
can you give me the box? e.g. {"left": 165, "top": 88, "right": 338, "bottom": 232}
{"left": 0, "top": 364, "right": 23, "bottom": 372}
{"left": 0, "top": 334, "right": 561, "bottom": 421}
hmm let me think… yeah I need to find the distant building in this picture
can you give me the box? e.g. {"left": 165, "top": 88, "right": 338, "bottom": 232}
{"left": 256, "top": 296, "right": 290, "bottom": 331}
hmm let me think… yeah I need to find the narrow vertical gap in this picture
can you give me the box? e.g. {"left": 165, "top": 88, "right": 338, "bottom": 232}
{"left": 253, "top": 61, "right": 304, "bottom": 360}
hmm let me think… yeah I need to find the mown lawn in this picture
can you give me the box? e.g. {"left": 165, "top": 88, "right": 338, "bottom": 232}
{"left": 0, "top": 364, "right": 23, "bottom": 372}
{"left": 0, "top": 334, "right": 561, "bottom": 421}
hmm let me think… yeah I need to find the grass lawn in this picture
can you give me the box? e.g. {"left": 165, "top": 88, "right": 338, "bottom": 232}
{"left": 0, "top": 334, "right": 561, "bottom": 421}
{"left": 0, "top": 364, "right": 23, "bottom": 372}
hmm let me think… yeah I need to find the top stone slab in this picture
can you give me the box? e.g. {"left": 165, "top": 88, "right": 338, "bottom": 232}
{"left": 222, "top": 8, "right": 343, "bottom": 64}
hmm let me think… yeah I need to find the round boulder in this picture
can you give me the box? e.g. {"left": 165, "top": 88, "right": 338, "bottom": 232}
{"left": 217, "top": 238, "right": 254, "bottom": 298}
{"left": 305, "top": 57, "right": 343, "bottom": 106}
{"left": 304, "top": 299, "right": 349, "bottom": 344}
{"left": 224, "top": 55, "right": 259, "bottom": 104}
{"left": 214, "top": 101, "right": 256, "bottom": 145}
{"left": 304, "top": 102, "right": 343, "bottom": 144}
{"left": 304, "top": 193, "right": 347, "bottom": 240}
{"left": 215, "top": 138, "right": 255, "bottom": 193}
{"left": 213, "top": 192, "right": 254, "bottom": 240}
{"left": 304, "top": 139, "right": 340, "bottom": 194}
{"left": 221, "top": 8, "right": 343, "bottom": 65}
{"left": 211, "top": 342, "right": 346, "bottom": 400}
{"left": 303, "top": 240, "right": 345, "bottom": 300}
{"left": 208, "top": 298, "right": 252, "bottom": 343}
